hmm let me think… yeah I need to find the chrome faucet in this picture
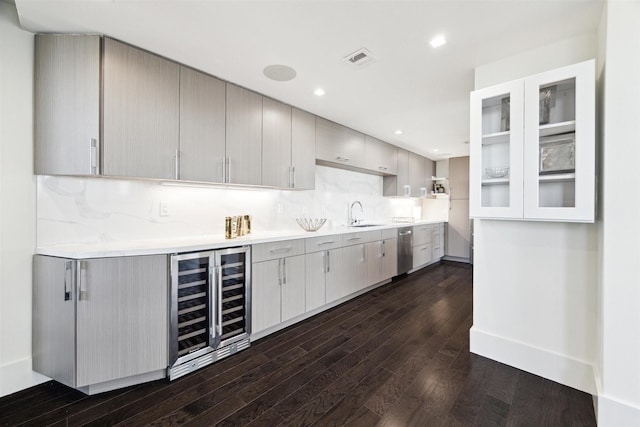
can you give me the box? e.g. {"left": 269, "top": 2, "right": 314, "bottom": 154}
{"left": 348, "top": 201, "right": 364, "bottom": 225}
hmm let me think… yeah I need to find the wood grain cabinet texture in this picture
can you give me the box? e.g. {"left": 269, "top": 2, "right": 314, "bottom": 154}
{"left": 262, "top": 98, "right": 293, "bottom": 188}
{"left": 291, "top": 108, "right": 317, "bottom": 190}
{"left": 102, "top": 38, "right": 180, "bottom": 179}
{"left": 33, "top": 254, "right": 168, "bottom": 393}
{"left": 225, "top": 83, "right": 263, "bottom": 185}
{"left": 34, "top": 34, "right": 101, "bottom": 176}
{"left": 178, "top": 66, "right": 226, "bottom": 183}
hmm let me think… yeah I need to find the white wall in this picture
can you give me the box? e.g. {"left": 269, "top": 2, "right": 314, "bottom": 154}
{"left": 470, "top": 34, "right": 600, "bottom": 394}
{"left": 597, "top": 1, "right": 640, "bottom": 425}
{"left": 0, "top": 1, "right": 48, "bottom": 397}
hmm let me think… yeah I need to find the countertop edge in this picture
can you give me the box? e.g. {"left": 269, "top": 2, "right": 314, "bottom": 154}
{"left": 35, "top": 220, "right": 447, "bottom": 259}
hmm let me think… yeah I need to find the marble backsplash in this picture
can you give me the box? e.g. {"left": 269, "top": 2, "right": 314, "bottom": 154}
{"left": 37, "top": 165, "right": 421, "bottom": 247}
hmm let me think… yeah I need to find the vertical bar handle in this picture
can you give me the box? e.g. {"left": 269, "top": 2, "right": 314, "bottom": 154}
{"left": 227, "top": 157, "right": 232, "bottom": 183}
{"left": 209, "top": 265, "right": 215, "bottom": 337}
{"left": 216, "top": 266, "right": 223, "bottom": 336}
{"left": 63, "top": 261, "right": 73, "bottom": 301}
{"left": 277, "top": 259, "right": 282, "bottom": 286}
{"left": 90, "top": 138, "right": 99, "bottom": 175}
{"left": 78, "top": 260, "right": 87, "bottom": 301}
{"left": 404, "top": 185, "right": 411, "bottom": 197}
{"left": 361, "top": 244, "right": 365, "bottom": 263}
{"left": 326, "top": 250, "right": 331, "bottom": 273}
{"left": 174, "top": 149, "right": 180, "bottom": 180}
{"left": 291, "top": 166, "right": 296, "bottom": 188}
{"left": 221, "top": 157, "right": 227, "bottom": 183}
{"left": 282, "top": 258, "right": 287, "bottom": 285}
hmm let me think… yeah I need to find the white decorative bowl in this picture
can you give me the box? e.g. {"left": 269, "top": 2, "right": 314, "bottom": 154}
{"left": 485, "top": 167, "right": 510, "bottom": 178}
{"left": 296, "top": 218, "right": 327, "bottom": 232}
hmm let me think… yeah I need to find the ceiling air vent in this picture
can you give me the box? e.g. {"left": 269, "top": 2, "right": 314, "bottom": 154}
{"left": 344, "top": 48, "right": 376, "bottom": 66}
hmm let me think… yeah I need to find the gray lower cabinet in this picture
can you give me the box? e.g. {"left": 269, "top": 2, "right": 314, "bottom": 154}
{"left": 33, "top": 254, "right": 168, "bottom": 394}
{"left": 34, "top": 34, "right": 100, "bottom": 176}
{"left": 178, "top": 66, "right": 226, "bottom": 183}
{"left": 251, "top": 240, "right": 306, "bottom": 334}
{"left": 226, "top": 83, "right": 263, "bottom": 185}
{"left": 102, "top": 38, "right": 180, "bottom": 179}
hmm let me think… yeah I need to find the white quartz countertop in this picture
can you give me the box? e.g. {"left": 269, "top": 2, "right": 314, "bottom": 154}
{"left": 35, "top": 220, "right": 446, "bottom": 259}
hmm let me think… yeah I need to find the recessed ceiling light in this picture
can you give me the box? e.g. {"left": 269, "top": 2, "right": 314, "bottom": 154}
{"left": 429, "top": 35, "right": 446, "bottom": 48}
{"left": 394, "top": 129, "right": 403, "bottom": 135}
{"left": 314, "top": 88, "right": 325, "bottom": 97}
{"left": 433, "top": 148, "right": 439, "bottom": 152}
{"left": 263, "top": 64, "right": 297, "bottom": 81}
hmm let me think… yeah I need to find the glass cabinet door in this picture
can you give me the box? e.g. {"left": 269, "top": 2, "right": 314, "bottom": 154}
{"left": 470, "top": 80, "right": 524, "bottom": 218}
{"left": 523, "top": 60, "right": 595, "bottom": 222}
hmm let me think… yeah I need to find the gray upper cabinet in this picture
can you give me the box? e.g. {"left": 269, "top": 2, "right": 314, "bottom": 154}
{"left": 316, "top": 117, "right": 365, "bottom": 168}
{"left": 226, "top": 83, "right": 263, "bottom": 185}
{"left": 291, "top": 108, "right": 316, "bottom": 190}
{"left": 102, "top": 38, "right": 180, "bottom": 179}
{"left": 384, "top": 148, "right": 409, "bottom": 197}
{"left": 364, "top": 136, "right": 398, "bottom": 175}
{"left": 408, "top": 152, "right": 426, "bottom": 197}
{"left": 262, "top": 98, "right": 292, "bottom": 188}
{"left": 449, "top": 156, "right": 470, "bottom": 200}
{"left": 35, "top": 35, "right": 100, "bottom": 176}
{"left": 33, "top": 254, "right": 168, "bottom": 393}
{"left": 179, "top": 66, "right": 226, "bottom": 183}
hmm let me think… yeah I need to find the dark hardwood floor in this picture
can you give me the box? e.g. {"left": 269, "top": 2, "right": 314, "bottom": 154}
{"left": 0, "top": 261, "right": 596, "bottom": 426}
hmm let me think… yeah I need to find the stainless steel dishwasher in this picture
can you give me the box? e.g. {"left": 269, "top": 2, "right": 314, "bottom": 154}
{"left": 397, "top": 227, "right": 413, "bottom": 274}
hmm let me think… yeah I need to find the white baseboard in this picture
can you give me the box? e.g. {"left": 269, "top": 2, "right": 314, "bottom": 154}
{"left": 0, "top": 357, "right": 50, "bottom": 398}
{"left": 596, "top": 393, "right": 640, "bottom": 427}
{"left": 469, "top": 327, "right": 596, "bottom": 394}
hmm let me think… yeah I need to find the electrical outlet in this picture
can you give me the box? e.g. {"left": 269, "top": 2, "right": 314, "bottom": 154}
{"left": 160, "top": 201, "right": 170, "bottom": 217}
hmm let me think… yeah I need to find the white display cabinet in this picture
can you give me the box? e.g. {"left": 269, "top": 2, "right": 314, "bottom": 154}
{"left": 470, "top": 59, "right": 595, "bottom": 222}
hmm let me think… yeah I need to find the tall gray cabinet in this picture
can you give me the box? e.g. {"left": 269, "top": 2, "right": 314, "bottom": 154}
{"left": 446, "top": 156, "right": 471, "bottom": 261}
{"left": 33, "top": 255, "right": 168, "bottom": 394}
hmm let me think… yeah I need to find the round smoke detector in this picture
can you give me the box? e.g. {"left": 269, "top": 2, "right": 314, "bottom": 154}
{"left": 263, "top": 64, "right": 297, "bottom": 82}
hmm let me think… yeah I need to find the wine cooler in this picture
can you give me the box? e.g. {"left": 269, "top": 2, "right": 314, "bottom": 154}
{"left": 168, "top": 246, "right": 251, "bottom": 380}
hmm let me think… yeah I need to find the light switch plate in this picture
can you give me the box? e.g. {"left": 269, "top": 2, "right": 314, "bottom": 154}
{"left": 160, "top": 201, "right": 170, "bottom": 217}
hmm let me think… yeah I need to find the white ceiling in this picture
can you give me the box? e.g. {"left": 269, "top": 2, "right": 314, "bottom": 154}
{"left": 15, "top": 0, "right": 603, "bottom": 161}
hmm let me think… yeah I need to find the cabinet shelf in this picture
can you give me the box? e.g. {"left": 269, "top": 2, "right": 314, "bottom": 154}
{"left": 481, "top": 131, "right": 510, "bottom": 145}
{"left": 538, "top": 172, "right": 575, "bottom": 183}
{"left": 481, "top": 178, "right": 510, "bottom": 186}
{"left": 539, "top": 120, "right": 575, "bottom": 137}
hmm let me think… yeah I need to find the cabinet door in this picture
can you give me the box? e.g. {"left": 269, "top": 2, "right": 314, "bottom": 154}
{"left": 102, "top": 38, "right": 180, "bottom": 179}
{"left": 262, "top": 98, "right": 292, "bottom": 188}
{"left": 324, "top": 248, "right": 345, "bottom": 303}
{"left": 384, "top": 148, "right": 410, "bottom": 197}
{"left": 469, "top": 80, "right": 524, "bottom": 218}
{"left": 449, "top": 156, "right": 470, "bottom": 200}
{"left": 343, "top": 244, "right": 367, "bottom": 294}
{"left": 365, "top": 136, "right": 398, "bottom": 175}
{"left": 305, "top": 251, "right": 326, "bottom": 311}
{"left": 76, "top": 255, "right": 168, "bottom": 387}
{"left": 316, "top": 117, "right": 365, "bottom": 167}
{"left": 35, "top": 35, "right": 100, "bottom": 176}
{"left": 413, "top": 243, "right": 433, "bottom": 268}
{"left": 281, "top": 255, "right": 306, "bottom": 322}
{"left": 365, "top": 241, "right": 384, "bottom": 286}
{"left": 447, "top": 199, "right": 471, "bottom": 260}
{"left": 226, "top": 83, "right": 263, "bottom": 185}
{"left": 32, "top": 256, "right": 76, "bottom": 388}
{"left": 523, "top": 60, "right": 595, "bottom": 222}
{"left": 409, "top": 152, "right": 426, "bottom": 197}
{"left": 179, "top": 66, "right": 226, "bottom": 183}
{"left": 381, "top": 238, "right": 398, "bottom": 279}
{"left": 291, "top": 108, "right": 316, "bottom": 190}
{"left": 251, "top": 260, "right": 281, "bottom": 333}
